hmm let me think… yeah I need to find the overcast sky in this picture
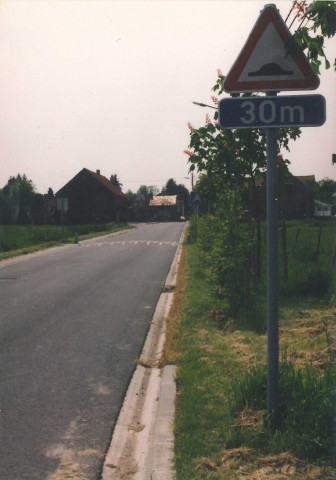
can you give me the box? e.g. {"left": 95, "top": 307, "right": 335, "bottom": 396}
{"left": 0, "top": 0, "right": 335, "bottom": 195}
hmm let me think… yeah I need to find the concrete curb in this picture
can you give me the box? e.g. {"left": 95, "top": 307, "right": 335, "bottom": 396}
{"left": 151, "top": 365, "right": 177, "bottom": 480}
{"left": 101, "top": 226, "right": 186, "bottom": 480}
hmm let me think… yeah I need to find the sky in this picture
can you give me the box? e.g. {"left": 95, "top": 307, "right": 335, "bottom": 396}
{"left": 0, "top": 0, "right": 335, "bottom": 195}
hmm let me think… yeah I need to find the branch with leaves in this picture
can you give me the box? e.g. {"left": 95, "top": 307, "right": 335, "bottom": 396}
{"left": 286, "top": 1, "right": 336, "bottom": 73}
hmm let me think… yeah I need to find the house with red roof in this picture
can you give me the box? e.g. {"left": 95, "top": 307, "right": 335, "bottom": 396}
{"left": 56, "top": 168, "right": 128, "bottom": 224}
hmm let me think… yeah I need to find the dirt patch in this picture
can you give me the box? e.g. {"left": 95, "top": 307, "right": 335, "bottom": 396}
{"left": 221, "top": 447, "right": 255, "bottom": 464}
{"left": 232, "top": 340, "right": 249, "bottom": 355}
{"left": 279, "top": 306, "right": 336, "bottom": 370}
{"left": 194, "top": 456, "right": 218, "bottom": 471}
{"left": 280, "top": 325, "right": 325, "bottom": 336}
{"left": 201, "top": 344, "right": 215, "bottom": 353}
{"left": 199, "top": 328, "right": 209, "bottom": 336}
{"left": 238, "top": 407, "right": 265, "bottom": 430}
{"left": 47, "top": 449, "right": 101, "bottom": 480}
{"left": 128, "top": 422, "right": 145, "bottom": 433}
{"left": 46, "top": 419, "right": 102, "bottom": 480}
{"left": 162, "top": 245, "right": 187, "bottom": 364}
{"left": 195, "top": 449, "right": 336, "bottom": 479}
{"left": 290, "top": 348, "right": 331, "bottom": 368}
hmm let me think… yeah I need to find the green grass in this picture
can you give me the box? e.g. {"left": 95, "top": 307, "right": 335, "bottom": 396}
{"left": 164, "top": 219, "right": 336, "bottom": 479}
{"left": 0, "top": 223, "right": 132, "bottom": 259}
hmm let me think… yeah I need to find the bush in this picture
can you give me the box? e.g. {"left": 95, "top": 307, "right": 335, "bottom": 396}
{"left": 197, "top": 187, "right": 257, "bottom": 323}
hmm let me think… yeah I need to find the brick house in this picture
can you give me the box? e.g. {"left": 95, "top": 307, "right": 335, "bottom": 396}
{"left": 56, "top": 168, "right": 128, "bottom": 224}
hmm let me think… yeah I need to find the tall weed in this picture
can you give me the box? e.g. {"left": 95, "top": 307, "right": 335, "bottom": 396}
{"left": 229, "top": 361, "right": 336, "bottom": 462}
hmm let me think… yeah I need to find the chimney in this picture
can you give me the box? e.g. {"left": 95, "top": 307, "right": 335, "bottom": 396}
{"left": 96, "top": 169, "right": 100, "bottom": 176}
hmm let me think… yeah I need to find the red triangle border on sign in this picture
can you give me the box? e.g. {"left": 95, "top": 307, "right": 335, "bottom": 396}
{"left": 223, "top": 5, "right": 319, "bottom": 93}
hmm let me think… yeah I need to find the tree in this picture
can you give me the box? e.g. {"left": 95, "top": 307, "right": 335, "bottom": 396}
{"left": 161, "top": 178, "right": 179, "bottom": 195}
{"left": 110, "top": 174, "right": 123, "bottom": 190}
{"left": 2, "top": 177, "right": 20, "bottom": 223}
{"left": 125, "top": 189, "right": 137, "bottom": 203}
{"left": 31, "top": 193, "right": 44, "bottom": 224}
{"left": 313, "top": 177, "right": 336, "bottom": 203}
{"left": 137, "top": 185, "right": 156, "bottom": 201}
{"left": 0, "top": 188, "right": 10, "bottom": 224}
{"left": 193, "top": 174, "right": 217, "bottom": 210}
{"left": 2, "top": 174, "right": 37, "bottom": 224}
{"left": 161, "top": 178, "right": 190, "bottom": 216}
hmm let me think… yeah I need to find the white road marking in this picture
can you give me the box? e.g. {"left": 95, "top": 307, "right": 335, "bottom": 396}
{"left": 81, "top": 241, "right": 177, "bottom": 248}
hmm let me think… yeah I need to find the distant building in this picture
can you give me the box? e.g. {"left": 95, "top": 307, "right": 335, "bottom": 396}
{"left": 56, "top": 168, "right": 128, "bottom": 224}
{"left": 149, "top": 195, "right": 184, "bottom": 221}
{"left": 250, "top": 173, "right": 315, "bottom": 219}
{"left": 279, "top": 175, "right": 315, "bottom": 219}
{"left": 314, "top": 200, "right": 334, "bottom": 217}
{"left": 130, "top": 193, "right": 150, "bottom": 222}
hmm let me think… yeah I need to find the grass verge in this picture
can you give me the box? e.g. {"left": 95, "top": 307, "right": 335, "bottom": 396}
{"left": 0, "top": 223, "right": 132, "bottom": 260}
{"left": 163, "top": 234, "right": 335, "bottom": 479}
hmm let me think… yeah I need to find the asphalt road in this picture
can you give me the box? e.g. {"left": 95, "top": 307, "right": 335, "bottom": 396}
{"left": 0, "top": 222, "right": 184, "bottom": 480}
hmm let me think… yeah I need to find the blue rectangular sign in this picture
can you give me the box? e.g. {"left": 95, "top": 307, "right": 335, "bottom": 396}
{"left": 190, "top": 191, "right": 203, "bottom": 205}
{"left": 218, "top": 94, "right": 326, "bottom": 129}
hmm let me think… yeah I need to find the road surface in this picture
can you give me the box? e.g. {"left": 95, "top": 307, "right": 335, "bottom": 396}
{"left": 0, "top": 222, "right": 184, "bottom": 480}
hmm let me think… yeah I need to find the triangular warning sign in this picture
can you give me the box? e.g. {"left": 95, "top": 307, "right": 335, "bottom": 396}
{"left": 224, "top": 5, "right": 319, "bottom": 93}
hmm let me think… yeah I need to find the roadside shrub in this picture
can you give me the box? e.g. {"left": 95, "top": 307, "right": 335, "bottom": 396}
{"left": 197, "top": 187, "right": 257, "bottom": 323}
{"left": 197, "top": 214, "right": 218, "bottom": 257}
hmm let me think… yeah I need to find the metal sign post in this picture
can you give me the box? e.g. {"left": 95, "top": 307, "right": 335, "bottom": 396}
{"left": 57, "top": 198, "right": 68, "bottom": 243}
{"left": 265, "top": 102, "right": 279, "bottom": 421}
